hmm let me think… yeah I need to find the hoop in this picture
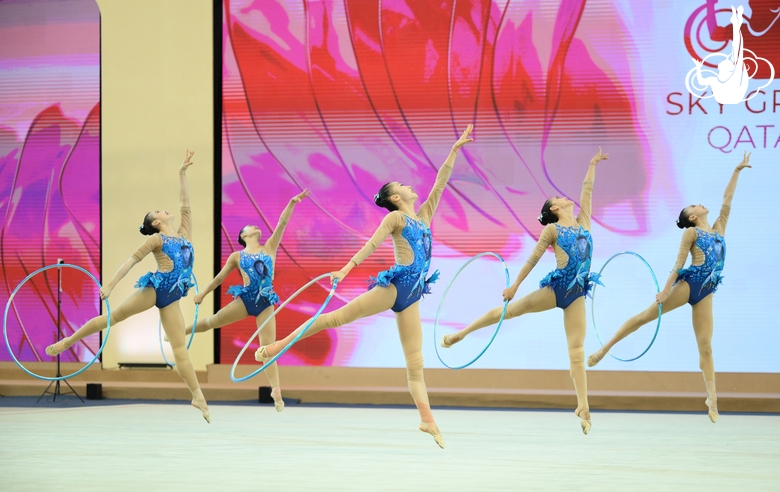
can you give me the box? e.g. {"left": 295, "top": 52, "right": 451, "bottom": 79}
{"left": 230, "top": 273, "right": 338, "bottom": 382}
{"left": 433, "top": 252, "right": 511, "bottom": 370}
{"left": 591, "top": 251, "right": 662, "bottom": 362}
{"left": 157, "top": 274, "right": 199, "bottom": 367}
{"left": 3, "top": 263, "right": 111, "bottom": 381}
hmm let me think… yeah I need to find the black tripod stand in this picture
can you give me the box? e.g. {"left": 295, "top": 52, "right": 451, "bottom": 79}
{"left": 38, "top": 259, "right": 83, "bottom": 403}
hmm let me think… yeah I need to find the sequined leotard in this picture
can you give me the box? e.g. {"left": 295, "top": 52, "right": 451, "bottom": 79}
{"left": 674, "top": 204, "right": 730, "bottom": 305}
{"left": 133, "top": 206, "right": 194, "bottom": 309}
{"left": 349, "top": 164, "right": 453, "bottom": 312}
{"left": 527, "top": 182, "right": 602, "bottom": 309}
{"left": 226, "top": 250, "right": 280, "bottom": 316}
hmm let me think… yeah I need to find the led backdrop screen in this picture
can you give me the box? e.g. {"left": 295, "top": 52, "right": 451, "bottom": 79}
{"left": 221, "top": 0, "right": 779, "bottom": 372}
{"left": 0, "top": 0, "right": 101, "bottom": 364}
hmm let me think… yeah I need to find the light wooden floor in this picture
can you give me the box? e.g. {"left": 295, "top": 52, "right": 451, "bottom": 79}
{"left": 1, "top": 402, "right": 778, "bottom": 491}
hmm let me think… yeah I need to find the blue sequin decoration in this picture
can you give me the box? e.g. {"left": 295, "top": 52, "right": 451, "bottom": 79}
{"left": 226, "top": 251, "right": 280, "bottom": 306}
{"left": 675, "top": 228, "right": 726, "bottom": 295}
{"left": 135, "top": 235, "right": 194, "bottom": 298}
{"left": 368, "top": 215, "right": 439, "bottom": 304}
{"left": 539, "top": 224, "right": 602, "bottom": 305}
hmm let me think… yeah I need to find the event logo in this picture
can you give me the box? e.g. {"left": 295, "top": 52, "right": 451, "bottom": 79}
{"left": 684, "top": 3, "right": 776, "bottom": 104}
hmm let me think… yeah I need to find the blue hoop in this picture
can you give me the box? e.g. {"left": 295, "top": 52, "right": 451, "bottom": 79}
{"left": 3, "top": 263, "right": 111, "bottom": 381}
{"left": 591, "top": 251, "right": 662, "bottom": 362}
{"left": 158, "top": 273, "right": 199, "bottom": 367}
{"left": 433, "top": 252, "right": 511, "bottom": 370}
{"left": 230, "top": 273, "right": 338, "bottom": 382}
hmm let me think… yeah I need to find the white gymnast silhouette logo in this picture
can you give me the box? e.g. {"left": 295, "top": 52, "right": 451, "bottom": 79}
{"left": 685, "top": 5, "right": 775, "bottom": 105}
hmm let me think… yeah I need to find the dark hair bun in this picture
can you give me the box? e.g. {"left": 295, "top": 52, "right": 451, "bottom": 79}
{"left": 538, "top": 200, "right": 558, "bottom": 226}
{"left": 676, "top": 208, "right": 695, "bottom": 229}
{"left": 374, "top": 183, "right": 398, "bottom": 212}
{"left": 139, "top": 213, "right": 158, "bottom": 236}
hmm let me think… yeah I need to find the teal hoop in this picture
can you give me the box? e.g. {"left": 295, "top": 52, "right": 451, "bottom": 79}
{"left": 157, "top": 274, "right": 199, "bottom": 367}
{"left": 230, "top": 273, "right": 338, "bottom": 382}
{"left": 433, "top": 252, "right": 510, "bottom": 370}
{"left": 3, "top": 263, "right": 111, "bottom": 381}
{"left": 591, "top": 251, "right": 662, "bottom": 362}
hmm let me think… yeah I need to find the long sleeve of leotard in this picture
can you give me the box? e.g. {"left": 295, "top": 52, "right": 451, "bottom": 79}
{"left": 350, "top": 211, "right": 405, "bottom": 266}
{"left": 265, "top": 200, "right": 296, "bottom": 253}
{"left": 672, "top": 227, "right": 697, "bottom": 271}
{"left": 177, "top": 206, "right": 192, "bottom": 241}
{"left": 211, "top": 252, "right": 239, "bottom": 286}
{"left": 131, "top": 234, "right": 163, "bottom": 263}
{"left": 714, "top": 165, "right": 746, "bottom": 235}
{"left": 198, "top": 251, "right": 240, "bottom": 298}
{"left": 417, "top": 163, "right": 454, "bottom": 225}
{"left": 525, "top": 224, "right": 558, "bottom": 267}
{"left": 712, "top": 203, "right": 731, "bottom": 236}
{"left": 576, "top": 181, "right": 594, "bottom": 230}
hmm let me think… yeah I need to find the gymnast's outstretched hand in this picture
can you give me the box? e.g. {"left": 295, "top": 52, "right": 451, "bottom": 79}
{"left": 590, "top": 146, "right": 609, "bottom": 165}
{"left": 502, "top": 285, "right": 517, "bottom": 302}
{"left": 180, "top": 149, "right": 195, "bottom": 172}
{"left": 655, "top": 290, "right": 669, "bottom": 304}
{"left": 330, "top": 270, "right": 347, "bottom": 285}
{"left": 291, "top": 189, "right": 310, "bottom": 203}
{"left": 735, "top": 151, "right": 752, "bottom": 172}
{"left": 99, "top": 286, "right": 112, "bottom": 300}
{"left": 453, "top": 124, "right": 474, "bottom": 151}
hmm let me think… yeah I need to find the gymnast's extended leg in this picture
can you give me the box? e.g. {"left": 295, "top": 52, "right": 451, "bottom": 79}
{"left": 259, "top": 285, "right": 397, "bottom": 359}
{"left": 588, "top": 281, "right": 690, "bottom": 366}
{"left": 442, "top": 287, "right": 556, "bottom": 347}
{"left": 46, "top": 288, "right": 157, "bottom": 356}
{"left": 160, "top": 300, "right": 210, "bottom": 423}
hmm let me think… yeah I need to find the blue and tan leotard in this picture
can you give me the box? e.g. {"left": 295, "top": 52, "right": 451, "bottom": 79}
{"left": 673, "top": 204, "right": 730, "bottom": 305}
{"left": 366, "top": 215, "right": 439, "bottom": 312}
{"left": 226, "top": 250, "right": 280, "bottom": 316}
{"left": 133, "top": 207, "right": 194, "bottom": 309}
{"left": 350, "top": 164, "right": 453, "bottom": 313}
{"left": 527, "top": 182, "right": 602, "bottom": 309}
{"left": 538, "top": 224, "right": 601, "bottom": 309}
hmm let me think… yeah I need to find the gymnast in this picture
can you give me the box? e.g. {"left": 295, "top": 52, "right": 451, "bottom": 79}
{"left": 45, "top": 150, "right": 210, "bottom": 423}
{"left": 588, "top": 151, "right": 752, "bottom": 423}
{"left": 179, "top": 190, "right": 310, "bottom": 412}
{"left": 255, "top": 125, "right": 475, "bottom": 448}
{"left": 441, "top": 147, "right": 610, "bottom": 435}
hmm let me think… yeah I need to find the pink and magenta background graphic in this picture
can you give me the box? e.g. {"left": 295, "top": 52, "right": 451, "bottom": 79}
{"left": 0, "top": 0, "right": 101, "bottom": 363}
{"left": 221, "top": 0, "right": 779, "bottom": 372}
{"left": 220, "top": 0, "right": 653, "bottom": 366}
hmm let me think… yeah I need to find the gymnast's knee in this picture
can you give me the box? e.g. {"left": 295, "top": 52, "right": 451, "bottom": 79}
{"left": 109, "top": 308, "right": 128, "bottom": 324}
{"left": 172, "top": 345, "right": 189, "bottom": 361}
{"left": 499, "top": 305, "right": 518, "bottom": 320}
{"left": 568, "top": 347, "right": 585, "bottom": 367}
{"left": 315, "top": 311, "right": 342, "bottom": 330}
{"left": 405, "top": 352, "right": 425, "bottom": 382}
{"left": 201, "top": 315, "right": 220, "bottom": 331}
{"left": 697, "top": 342, "right": 713, "bottom": 361}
